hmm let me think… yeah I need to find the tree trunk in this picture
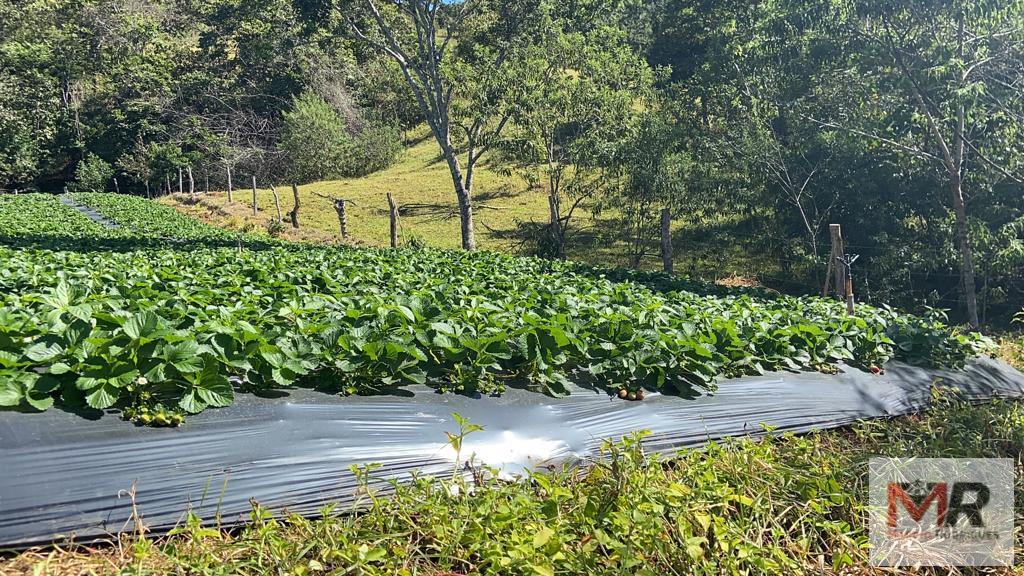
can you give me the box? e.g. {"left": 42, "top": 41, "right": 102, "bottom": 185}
{"left": 166, "top": 174, "right": 171, "bottom": 196}
{"left": 951, "top": 177, "right": 980, "bottom": 328}
{"left": 271, "top": 184, "right": 282, "bottom": 222}
{"left": 387, "top": 192, "right": 399, "bottom": 248}
{"left": 456, "top": 185, "right": 475, "bottom": 251}
{"left": 660, "top": 207, "right": 673, "bottom": 274}
{"left": 227, "top": 166, "right": 233, "bottom": 203}
{"left": 113, "top": 177, "right": 120, "bottom": 194}
{"left": 187, "top": 166, "right": 195, "bottom": 195}
{"left": 289, "top": 183, "right": 300, "bottom": 228}
{"left": 204, "top": 169, "right": 209, "bottom": 194}
{"left": 145, "top": 181, "right": 151, "bottom": 199}
{"left": 548, "top": 193, "right": 565, "bottom": 259}
{"left": 442, "top": 148, "right": 476, "bottom": 250}
{"left": 829, "top": 224, "right": 845, "bottom": 299}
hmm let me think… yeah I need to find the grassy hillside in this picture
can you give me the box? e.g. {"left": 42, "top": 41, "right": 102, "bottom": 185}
{"left": 162, "top": 128, "right": 566, "bottom": 251}
{"left": 160, "top": 129, "right": 765, "bottom": 281}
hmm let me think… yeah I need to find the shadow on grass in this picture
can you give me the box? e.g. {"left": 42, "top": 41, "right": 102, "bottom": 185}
{"left": 492, "top": 216, "right": 784, "bottom": 300}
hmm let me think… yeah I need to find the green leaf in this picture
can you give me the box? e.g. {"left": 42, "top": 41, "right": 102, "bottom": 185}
{"left": 533, "top": 526, "right": 555, "bottom": 547}
{"left": 0, "top": 382, "right": 24, "bottom": 407}
{"left": 179, "top": 389, "right": 208, "bottom": 414}
{"left": 26, "top": 390, "right": 54, "bottom": 411}
{"left": 25, "top": 341, "right": 64, "bottom": 362}
{"left": 431, "top": 322, "right": 456, "bottom": 335}
{"left": 164, "top": 341, "right": 204, "bottom": 373}
{"left": 194, "top": 362, "right": 233, "bottom": 407}
{"left": 0, "top": 350, "right": 23, "bottom": 368}
{"left": 124, "top": 311, "right": 159, "bottom": 340}
{"left": 530, "top": 564, "right": 555, "bottom": 576}
{"left": 49, "top": 362, "right": 73, "bottom": 375}
{"left": 85, "top": 382, "right": 121, "bottom": 409}
{"left": 396, "top": 305, "right": 416, "bottom": 322}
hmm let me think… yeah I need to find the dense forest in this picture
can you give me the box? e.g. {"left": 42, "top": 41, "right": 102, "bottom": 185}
{"left": 1, "top": 0, "right": 1022, "bottom": 326}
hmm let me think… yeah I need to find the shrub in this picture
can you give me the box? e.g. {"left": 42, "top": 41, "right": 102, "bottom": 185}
{"left": 346, "top": 118, "right": 402, "bottom": 177}
{"left": 281, "top": 92, "right": 352, "bottom": 183}
{"left": 265, "top": 218, "right": 285, "bottom": 237}
{"left": 281, "top": 93, "right": 402, "bottom": 183}
{"left": 69, "top": 153, "right": 114, "bottom": 192}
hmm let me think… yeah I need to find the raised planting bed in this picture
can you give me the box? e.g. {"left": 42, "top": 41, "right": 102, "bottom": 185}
{"left": 1, "top": 357, "right": 1022, "bottom": 547}
{"left": 1, "top": 193, "right": 1014, "bottom": 546}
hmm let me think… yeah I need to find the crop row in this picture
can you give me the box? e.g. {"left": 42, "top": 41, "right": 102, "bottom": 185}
{"left": 0, "top": 194, "right": 111, "bottom": 239}
{"left": 70, "top": 192, "right": 239, "bottom": 240}
{"left": 0, "top": 194, "right": 993, "bottom": 422}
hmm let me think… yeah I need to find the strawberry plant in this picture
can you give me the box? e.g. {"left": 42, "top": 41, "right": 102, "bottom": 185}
{"left": 0, "top": 193, "right": 996, "bottom": 423}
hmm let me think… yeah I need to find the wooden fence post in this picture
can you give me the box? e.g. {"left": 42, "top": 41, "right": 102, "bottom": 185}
{"left": 334, "top": 199, "right": 348, "bottom": 239}
{"left": 187, "top": 166, "right": 195, "bottom": 195}
{"left": 251, "top": 176, "right": 258, "bottom": 216}
{"left": 178, "top": 168, "right": 183, "bottom": 194}
{"left": 270, "top": 184, "right": 282, "bottom": 222}
{"left": 387, "top": 192, "right": 399, "bottom": 247}
{"left": 660, "top": 207, "right": 673, "bottom": 274}
{"left": 845, "top": 267, "right": 855, "bottom": 314}
{"left": 204, "top": 169, "right": 209, "bottom": 194}
{"left": 165, "top": 174, "right": 171, "bottom": 195}
{"left": 289, "top": 183, "right": 300, "bottom": 228}
{"left": 145, "top": 181, "right": 151, "bottom": 198}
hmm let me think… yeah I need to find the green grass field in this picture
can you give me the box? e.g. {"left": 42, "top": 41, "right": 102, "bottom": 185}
{"left": 162, "top": 128, "right": 558, "bottom": 250}
{"left": 160, "top": 128, "right": 768, "bottom": 281}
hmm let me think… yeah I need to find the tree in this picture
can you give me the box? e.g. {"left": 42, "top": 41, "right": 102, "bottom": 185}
{"left": 502, "top": 19, "right": 653, "bottom": 259}
{"left": 823, "top": 0, "right": 1024, "bottom": 328}
{"left": 347, "top": 0, "right": 545, "bottom": 250}
{"left": 612, "top": 113, "right": 690, "bottom": 269}
{"left": 70, "top": 153, "right": 114, "bottom": 192}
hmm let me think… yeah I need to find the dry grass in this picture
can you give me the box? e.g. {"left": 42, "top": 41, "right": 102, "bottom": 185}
{"left": 714, "top": 274, "right": 762, "bottom": 289}
{"left": 998, "top": 336, "right": 1024, "bottom": 370}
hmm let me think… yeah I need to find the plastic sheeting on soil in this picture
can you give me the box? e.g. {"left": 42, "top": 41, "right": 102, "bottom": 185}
{"left": 2, "top": 357, "right": 1023, "bottom": 547}
{"left": 58, "top": 195, "right": 119, "bottom": 229}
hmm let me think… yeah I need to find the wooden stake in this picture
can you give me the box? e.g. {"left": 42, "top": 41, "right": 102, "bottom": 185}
{"left": 289, "top": 183, "right": 300, "bottom": 228}
{"left": 145, "top": 181, "right": 151, "bottom": 198}
{"left": 270, "top": 184, "right": 282, "bottom": 222}
{"left": 227, "top": 166, "right": 233, "bottom": 203}
{"left": 251, "top": 176, "right": 258, "bottom": 216}
{"left": 204, "top": 169, "right": 209, "bottom": 194}
{"left": 178, "top": 168, "right": 183, "bottom": 194}
{"left": 660, "top": 207, "right": 673, "bottom": 274}
{"left": 387, "top": 192, "right": 399, "bottom": 248}
{"left": 187, "top": 166, "right": 195, "bottom": 195}
{"left": 845, "top": 273, "right": 855, "bottom": 314}
{"left": 166, "top": 174, "right": 171, "bottom": 195}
